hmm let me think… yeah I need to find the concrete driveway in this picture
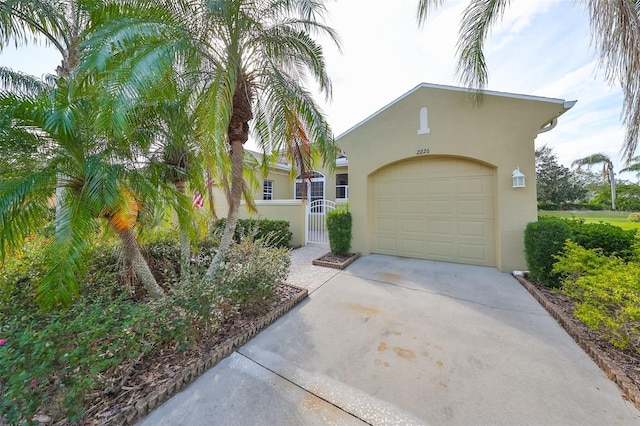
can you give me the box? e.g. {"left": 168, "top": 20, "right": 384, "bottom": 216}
{"left": 139, "top": 254, "right": 640, "bottom": 425}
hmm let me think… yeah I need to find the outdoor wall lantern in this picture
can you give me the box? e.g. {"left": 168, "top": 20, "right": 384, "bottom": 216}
{"left": 512, "top": 167, "right": 526, "bottom": 188}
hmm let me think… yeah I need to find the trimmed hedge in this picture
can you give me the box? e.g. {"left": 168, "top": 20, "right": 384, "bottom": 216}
{"left": 326, "top": 209, "right": 352, "bottom": 255}
{"left": 571, "top": 222, "right": 636, "bottom": 261}
{"left": 524, "top": 219, "right": 574, "bottom": 287}
{"left": 213, "top": 218, "right": 292, "bottom": 248}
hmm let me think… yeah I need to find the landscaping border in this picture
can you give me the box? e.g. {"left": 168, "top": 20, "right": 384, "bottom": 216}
{"left": 312, "top": 252, "right": 361, "bottom": 269}
{"left": 107, "top": 283, "right": 308, "bottom": 425}
{"left": 513, "top": 274, "right": 640, "bottom": 411}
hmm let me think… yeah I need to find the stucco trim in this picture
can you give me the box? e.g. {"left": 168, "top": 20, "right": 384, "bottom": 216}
{"left": 365, "top": 153, "right": 498, "bottom": 177}
{"left": 337, "top": 82, "right": 575, "bottom": 141}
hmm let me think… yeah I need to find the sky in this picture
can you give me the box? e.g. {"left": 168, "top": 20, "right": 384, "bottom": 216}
{"left": 0, "top": 0, "right": 633, "bottom": 180}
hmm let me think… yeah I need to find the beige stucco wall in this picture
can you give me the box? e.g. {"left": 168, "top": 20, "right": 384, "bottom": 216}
{"left": 210, "top": 157, "right": 344, "bottom": 247}
{"left": 337, "top": 84, "right": 572, "bottom": 272}
{"left": 238, "top": 200, "right": 307, "bottom": 247}
{"left": 251, "top": 164, "right": 347, "bottom": 203}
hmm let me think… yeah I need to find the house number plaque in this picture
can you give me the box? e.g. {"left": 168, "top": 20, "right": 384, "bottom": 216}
{"left": 416, "top": 148, "right": 430, "bottom": 155}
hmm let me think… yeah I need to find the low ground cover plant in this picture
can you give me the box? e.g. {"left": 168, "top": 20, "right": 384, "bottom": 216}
{"left": 0, "top": 229, "right": 290, "bottom": 423}
{"left": 554, "top": 242, "right": 640, "bottom": 353}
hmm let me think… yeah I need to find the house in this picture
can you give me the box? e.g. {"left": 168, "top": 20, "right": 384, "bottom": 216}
{"left": 213, "top": 82, "right": 575, "bottom": 272}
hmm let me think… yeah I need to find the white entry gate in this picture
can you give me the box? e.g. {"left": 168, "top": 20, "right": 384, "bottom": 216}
{"left": 306, "top": 199, "right": 336, "bottom": 244}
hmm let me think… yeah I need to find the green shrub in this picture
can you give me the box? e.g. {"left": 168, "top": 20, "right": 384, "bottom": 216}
{"left": 554, "top": 241, "right": 640, "bottom": 352}
{"left": 537, "top": 202, "right": 560, "bottom": 211}
{"left": 0, "top": 296, "right": 195, "bottom": 423}
{"left": 524, "top": 220, "right": 573, "bottom": 287}
{"left": 326, "top": 209, "right": 352, "bottom": 255}
{"left": 211, "top": 236, "right": 290, "bottom": 308}
{"left": 213, "top": 218, "right": 292, "bottom": 248}
{"left": 629, "top": 212, "right": 640, "bottom": 222}
{"left": 1, "top": 238, "right": 57, "bottom": 319}
{"left": 572, "top": 222, "right": 636, "bottom": 260}
{"left": 568, "top": 203, "right": 603, "bottom": 211}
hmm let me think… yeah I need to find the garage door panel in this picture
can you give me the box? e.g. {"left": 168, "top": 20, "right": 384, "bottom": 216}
{"left": 371, "top": 157, "right": 496, "bottom": 267}
{"left": 401, "top": 218, "right": 424, "bottom": 233}
{"left": 458, "top": 221, "right": 486, "bottom": 237}
{"left": 398, "top": 161, "right": 426, "bottom": 177}
{"left": 457, "top": 178, "right": 486, "bottom": 195}
{"left": 375, "top": 182, "right": 397, "bottom": 197}
{"left": 401, "top": 238, "right": 425, "bottom": 255}
{"left": 425, "top": 179, "right": 455, "bottom": 195}
{"left": 398, "top": 180, "right": 423, "bottom": 196}
{"left": 426, "top": 200, "right": 454, "bottom": 214}
{"left": 459, "top": 242, "right": 493, "bottom": 262}
{"left": 427, "top": 219, "right": 454, "bottom": 234}
{"left": 376, "top": 236, "right": 397, "bottom": 251}
{"left": 427, "top": 240, "right": 454, "bottom": 258}
{"left": 376, "top": 217, "right": 397, "bottom": 232}
{"left": 399, "top": 199, "right": 424, "bottom": 215}
{"left": 376, "top": 199, "right": 396, "bottom": 214}
{"left": 458, "top": 199, "right": 492, "bottom": 216}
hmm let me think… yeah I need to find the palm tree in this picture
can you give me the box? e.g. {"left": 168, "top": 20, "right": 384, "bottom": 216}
{"left": 81, "top": 0, "right": 340, "bottom": 276}
{"left": 416, "top": 0, "right": 640, "bottom": 161}
{"left": 620, "top": 156, "right": 640, "bottom": 181}
{"left": 0, "top": 0, "right": 112, "bottom": 237}
{"left": 0, "top": 0, "right": 100, "bottom": 77}
{"left": 0, "top": 70, "right": 165, "bottom": 309}
{"left": 572, "top": 153, "right": 616, "bottom": 210}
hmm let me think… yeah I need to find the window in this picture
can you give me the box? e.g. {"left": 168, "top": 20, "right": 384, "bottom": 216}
{"left": 263, "top": 180, "right": 273, "bottom": 200}
{"left": 295, "top": 171, "right": 325, "bottom": 211}
{"left": 336, "top": 173, "right": 348, "bottom": 199}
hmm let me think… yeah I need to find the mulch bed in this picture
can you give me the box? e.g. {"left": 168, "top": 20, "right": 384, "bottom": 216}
{"left": 77, "top": 283, "right": 307, "bottom": 426}
{"left": 312, "top": 252, "right": 361, "bottom": 269}
{"left": 514, "top": 274, "right": 640, "bottom": 410}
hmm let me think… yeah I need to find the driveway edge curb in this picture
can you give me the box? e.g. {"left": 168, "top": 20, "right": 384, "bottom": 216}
{"left": 514, "top": 274, "right": 640, "bottom": 410}
{"left": 113, "top": 283, "right": 309, "bottom": 425}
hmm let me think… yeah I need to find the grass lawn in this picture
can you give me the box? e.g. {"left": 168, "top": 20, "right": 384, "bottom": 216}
{"left": 538, "top": 210, "right": 640, "bottom": 230}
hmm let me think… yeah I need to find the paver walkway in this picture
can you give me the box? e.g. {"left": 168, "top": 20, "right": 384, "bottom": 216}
{"left": 285, "top": 243, "right": 340, "bottom": 293}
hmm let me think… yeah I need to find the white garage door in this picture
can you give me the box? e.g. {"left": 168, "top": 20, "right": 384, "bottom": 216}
{"left": 371, "top": 157, "right": 496, "bottom": 266}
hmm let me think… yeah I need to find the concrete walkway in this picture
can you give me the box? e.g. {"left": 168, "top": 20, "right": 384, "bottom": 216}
{"left": 138, "top": 250, "right": 640, "bottom": 425}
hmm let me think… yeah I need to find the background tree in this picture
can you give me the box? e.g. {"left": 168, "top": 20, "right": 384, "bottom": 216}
{"left": 416, "top": 0, "right": 640, "bottom": 161}
{"left": 572, "top": 153, "right": 616, "bottom": 210}
{"left": 591, "top": 183, "right": 640, "bottom": 211}
{"left": 535, "top": 145, "right": 586, "bottom": 208}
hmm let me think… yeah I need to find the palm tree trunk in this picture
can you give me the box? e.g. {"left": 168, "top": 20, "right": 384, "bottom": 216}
{"left": 174, "top": 180, "right": 191, "bottom": 273}
{"left": 205, "top": 138, "right": 244, "bottom": 277}
{"left": 609, "top": 166, "right": 617, "bottom": 210}
{"left": 117, "top": 228, "right": 165, "bottom": 299}
{"left": 206, "top": 169, "right": 219, "bottom": 221}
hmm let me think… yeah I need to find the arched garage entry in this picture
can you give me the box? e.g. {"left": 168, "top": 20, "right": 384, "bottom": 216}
{"left": 369, "top": 156, "right": 496, "bottom": 267}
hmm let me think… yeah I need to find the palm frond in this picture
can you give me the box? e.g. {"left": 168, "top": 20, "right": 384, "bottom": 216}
{"left": 585, "top": 0, "right": 640, "bottom": 161}
{"left": 416, "top": 0, "right": 448, "bottom": 27}
{"left": 0, "top": 0, "right": 69, "bottom": 56}
{"left": 36, "top": 193, "right": 97, "bottom": 310}
{"left": 0, "top": 169, "right": 58, "bottom": 260}
{"left": 456, "top": 0, "right": 510, "bottom": 91}
{"left": 0, "top": 66, "right": 52, "bottom": 94}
